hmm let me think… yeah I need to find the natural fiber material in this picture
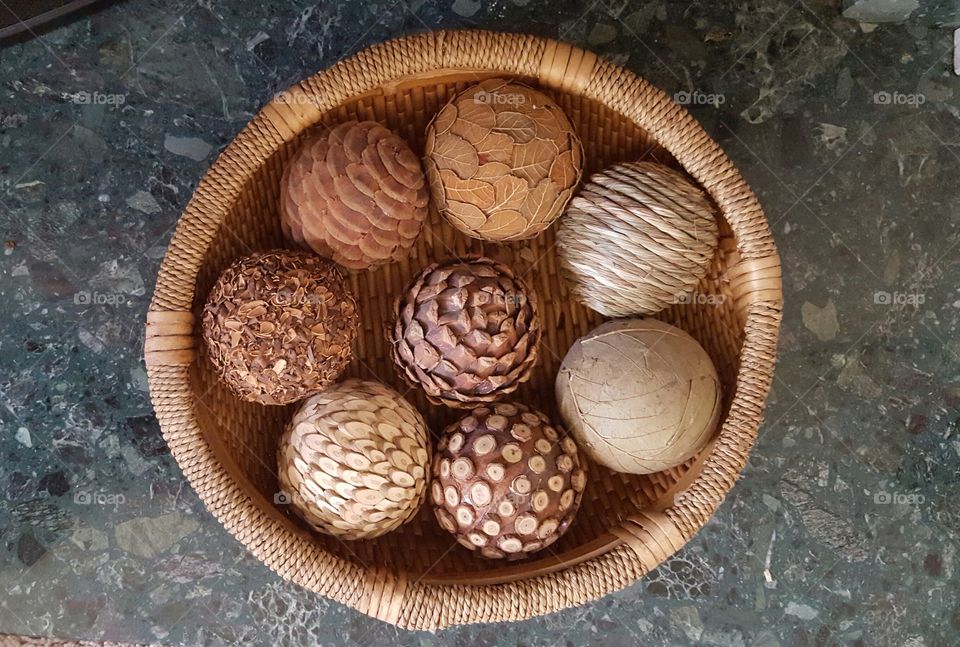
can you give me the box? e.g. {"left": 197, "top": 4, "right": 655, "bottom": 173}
{"left": 145, "top": 30, "right": 782, "bottom": 630}
{"left": 200, "top": 250, "right": 358, "bottom": 405}
{"left": 280, "top": 120, "right": 428, "bottom": 269}
{"left": 556, "top": 318, "right": 722, "bottom": 474}
{"left": 390, "top": 256, "right": 541, "bottom": 408}
{"left": 432, "top": 402, "right": 586, "bottom": 559}
{"left": 424, "top": 78, "right": 582, "bottom": 241}
{"left": 558, "top": 161, "right": 719, "bottom": 317}
{"left": 278, "top": 378, "right": 430, "bottom": 539}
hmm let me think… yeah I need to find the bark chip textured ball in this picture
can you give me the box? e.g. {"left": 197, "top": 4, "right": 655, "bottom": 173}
{"left": 201, "top": 250, "right": 358, "bottom": 405}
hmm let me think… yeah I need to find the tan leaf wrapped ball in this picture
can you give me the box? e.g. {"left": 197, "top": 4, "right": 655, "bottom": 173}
{"left": 280, "top": 120, "right": 428, "bottom": 270}
{"left": 424, "top": 79, "right": 583, "bottom": 241}
{"left": 431, "top": 402, "right": 586, "bottom": 559}
{"left": 201, "top": 250, "right": 359, "bottom": 405}
{"left": 390, "top": 256, "right": 541, "bottom": 408}
{"left": 556, "top": 318, "right": 722, "bottom": 475}
{"left": 277, "top": 379, "right": 431, "bottom": 540}
{"left": 557, "top": 161, "right": 719, "bottom": 317}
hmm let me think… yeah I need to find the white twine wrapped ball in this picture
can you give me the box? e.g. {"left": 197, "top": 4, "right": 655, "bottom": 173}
{"left": 555, "top": 318, "right": 722, "bottom": 474}
{"left": 557, "top": 161, "right": 719, "bottom": 317}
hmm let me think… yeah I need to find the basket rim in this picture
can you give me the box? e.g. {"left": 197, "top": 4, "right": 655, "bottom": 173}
{"left": 144, "top": 29, "right": 783, "bottom": 630}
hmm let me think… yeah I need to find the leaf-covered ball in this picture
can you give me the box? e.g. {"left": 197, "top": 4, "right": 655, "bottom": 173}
{"left": 280, "top": 120, "right": 428, "bottom": 270}
{"left": 424, "top": 79, "right": 583, "bottom": 241}
{"left": 556, "top": 318, "right": 722, "bottom": 474}
{"left": 201, "top": 250, "right": 359, "bottom": 405}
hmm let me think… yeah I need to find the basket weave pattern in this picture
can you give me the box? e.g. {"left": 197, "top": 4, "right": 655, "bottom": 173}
{"left": 145, "top": 30, "right": 782, "bottom": 629}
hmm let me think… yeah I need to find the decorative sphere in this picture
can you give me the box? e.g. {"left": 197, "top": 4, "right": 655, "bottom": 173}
{"left": 431, "top": 402, "right": 586, "bottom": 559}
{"left": 280, "top": 120, "right": 428, "bottom": 269}
{"left": 557, "top": 161, "right": 719, "bottom": 316}
{"left": 201, "top": 250, "right": 359, "bottom": 405}
{"left": 556, "top": 318, "right": 722, "bottom": 474}
{"left": 424, "top": 79, "right": 583, "bottom": 241}
{"left": 277, "top": 379, "right": 431, "bottom": 540}
{"left": 390, "top": 256, "right": 541, "bottom": 408}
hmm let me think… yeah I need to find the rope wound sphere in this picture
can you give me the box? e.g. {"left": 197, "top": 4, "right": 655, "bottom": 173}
{"left": 280, "top": 120, "right": 428, "bottom": 270}
{"left": 557, "top": 161, "right": 719, "bottom": 317}
{"left": 277, "top": 379, "right": 430, "bottom": 540}
{"left": 556, "top": 318, "right": 722, "bottom": 475}
{"left": 424, "top": 78, "right": 583, "bottom": 241}
{"left": 390, "top": 256, "right": 541, "bottom": 408}
{"left": 201, "top": 250, "right": 359, "bottom": 405}
{"left": 432, "top": 402, "right": 586, "bottom": 559}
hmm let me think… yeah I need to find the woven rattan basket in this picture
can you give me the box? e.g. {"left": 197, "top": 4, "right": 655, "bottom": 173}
{"left": 145, "top": 30, "right": 782, "bottom": 629}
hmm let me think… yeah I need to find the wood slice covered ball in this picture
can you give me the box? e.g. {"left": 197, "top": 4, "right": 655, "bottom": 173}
{"left": 390, "top": 256, "right": 541, "bottom": 408}
{"left": 431, "top": 403, "right": 586, "bottom": 559}
{"left": 557, "top": 161, "right": 719, "bottom": 317}
{"left": 556, "top": 318, "right": 722, "bottom": 474}
{"left": 280, "top": 120, "right": 428, "bottom": 270}
{"left": 424, "top": 78, "right": 583, "bottom": 241}
{"left": 201, "top": 250, "right": 359, "bottom": 405}
{"left": 277, "top": 378, "right": 430, "bottom": 540}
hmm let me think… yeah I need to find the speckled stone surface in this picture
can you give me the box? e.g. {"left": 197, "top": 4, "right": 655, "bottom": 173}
{"left": 1, "top": 1, "right": 958, "bottom": 645}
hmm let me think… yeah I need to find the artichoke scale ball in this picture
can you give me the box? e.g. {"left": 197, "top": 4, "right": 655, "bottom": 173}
{"left": 556, "top": 318, "right": 722, "bottom": 474}
{"left": 280, "top": 120, "right": 428, "bottom": 270}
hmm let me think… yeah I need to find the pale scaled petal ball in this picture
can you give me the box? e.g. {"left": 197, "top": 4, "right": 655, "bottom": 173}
{"left": 280, "top": 120, "right": 428, "bottom": 270}
{"left": 277, "top": 379, "right": 431, "bottom": 540}
{"left": 431, "top": 402, "right": 586, "bottom": 559}
{"left": 424, "top": 78, "right": 583, "bottom": 241}
{"left": 556, "top": 318, "right": 722, "bottom": 475}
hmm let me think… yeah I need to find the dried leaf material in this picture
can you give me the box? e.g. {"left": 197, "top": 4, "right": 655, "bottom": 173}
{"left": 556, "top": 319, "right": 722, "bottom": 475}
{"left": 432, "top": 403, "right": 586, "bottom": 560}
{"left": 278, "top": 379, "right": 430, "bottom": 540}
{"left": 390, "top": 257, "right": 541, "bottom": 408}
{"left": 280, "top": 120, "right": 428, "bottom": 270}
{"left": 557, "top": 161, "right": 720, "bottom": 317}
{"left": 201, "top": 250, "right": 359, "bottom": 405}
{"left": 424, "top": 78, "right": 583, "bottom": 241}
